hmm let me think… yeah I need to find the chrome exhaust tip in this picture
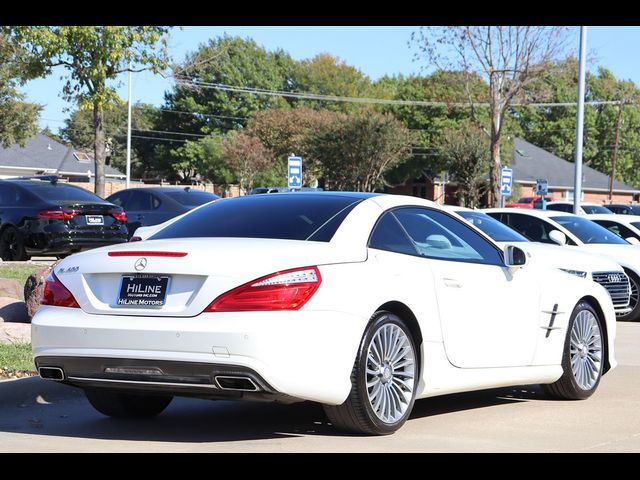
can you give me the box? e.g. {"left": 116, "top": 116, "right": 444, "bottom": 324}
{"left": 38, "top": 366, "right": 65, "bottom": 381}
{"left": 214, "top": 375, "right": 259, "bottom": 391}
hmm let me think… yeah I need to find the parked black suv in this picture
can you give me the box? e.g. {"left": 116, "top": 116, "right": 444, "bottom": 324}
{"left": 0, "top": 177, "right": 128, "bottom": 261}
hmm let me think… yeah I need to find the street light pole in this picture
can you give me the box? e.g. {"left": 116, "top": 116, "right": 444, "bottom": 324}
{"left": 573, "top": 26, "right": 587, "bottom": 214}
{"left": 126, "top": 58, "right": 133, "bottom": 189}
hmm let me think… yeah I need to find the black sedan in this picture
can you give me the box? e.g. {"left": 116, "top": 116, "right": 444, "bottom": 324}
{"left": 106, "top": 187, "right": 219, "bottom": 237}
{"left": 0, "top": 178, "right": 128, "bottom": 261}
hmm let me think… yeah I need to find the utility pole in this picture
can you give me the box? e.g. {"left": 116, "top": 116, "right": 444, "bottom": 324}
{"left": 125, "top": 58, "right": 133, "bottom": 189}
{"left": 608, "top": 100, "right": 624, "bottom": 201}
{"left": 573, "top": 26, "right": 587, "bottom": 214}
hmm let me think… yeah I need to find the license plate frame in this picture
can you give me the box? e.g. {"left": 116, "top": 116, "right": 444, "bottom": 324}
{"left": 116, "top": 274, "right": 170, "bottom": 308}
{"left": 86, "top": 215, "right": 104, "bottom": 226}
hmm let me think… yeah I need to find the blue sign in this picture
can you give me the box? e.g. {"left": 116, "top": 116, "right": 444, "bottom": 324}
{"left": 288, "top": 156, "right": 302, "bottom": 189}
{"left": 536, "top": 178, "right": 548, "bottom": 195}
{"left": 500, "top": 167, "right": 513, "bottom": 196}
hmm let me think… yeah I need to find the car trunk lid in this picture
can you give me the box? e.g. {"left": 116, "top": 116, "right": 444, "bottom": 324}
{"left": 54, "top": 237, "right": 366, "bottom": 317}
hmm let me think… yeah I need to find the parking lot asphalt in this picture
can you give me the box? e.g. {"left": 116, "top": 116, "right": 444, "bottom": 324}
{"left": 1, "top": 322, "right": 640, "bottom": 452}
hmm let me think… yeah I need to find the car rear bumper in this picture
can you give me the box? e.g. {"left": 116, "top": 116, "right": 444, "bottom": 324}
{"left": 31, "top": 306, "right": 368, "bottom": 405}
{"left": 23, "top": 226, "right": 128, "bottom": 255}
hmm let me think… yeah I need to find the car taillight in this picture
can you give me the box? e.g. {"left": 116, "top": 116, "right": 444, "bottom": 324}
{"left": 38, "top": 208, "right": 79, "bottom": 220}
{"left": 205, "top": 266, "right": 322, "bottom": 312}
{"left": 129, "top": 236, "right": 142, "bottom": 242}
{"left": 110, "top": 208, "right": 128, "bottom": 222}
{"left": 41, "top": 271, "right": 80, "bottom": 308}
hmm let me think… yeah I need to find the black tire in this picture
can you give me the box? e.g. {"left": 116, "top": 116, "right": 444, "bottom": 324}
{"left": 84, "top": 388, "right": 173, "bottom": 418}
{"left": 617, "top": 269, "right": 640, "bottom": 322}
{"left": 0, "top": 226, "right": 29, "bottom": 261}
{"left": 323, "top": 311, "right": 419, "bottom": 435}
{"left": 543, "top": 301, "right": 604, "bottom": 400}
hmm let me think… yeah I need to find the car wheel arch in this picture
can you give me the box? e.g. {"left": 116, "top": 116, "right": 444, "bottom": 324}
{"left": 375, "top": 301, "right": 423, "bottom": 352}
{"left": 579, "top": 295, "right": 611, "bottom": 374}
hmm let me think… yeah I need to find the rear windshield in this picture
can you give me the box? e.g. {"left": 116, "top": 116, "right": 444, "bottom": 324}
{"left": 164, "top": 190, "right": 219, "bottom": 207}
{"left": 150, "top": 194, "right": 363, "bottom": 242}
{"left": 582, "top": 204, "right": 613, "bottom": 214}
{"left": 25, "top": 184, "right": 106, "bottom": 203}
{"left": 458, "top": 211, "right": 528, "bottom": 242}
{"left": 518, "top": 197, "right": 533, "bottom": 204}
{"left": 554, "top": 215, "right": 628, "bottom": 244}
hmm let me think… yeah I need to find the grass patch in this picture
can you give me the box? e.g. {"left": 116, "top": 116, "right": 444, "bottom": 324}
{"left": 0, "top": 342, "right": 35, "bottom": 379}
{"left": 0, "top": 264, "right": 48, "bottom": 297}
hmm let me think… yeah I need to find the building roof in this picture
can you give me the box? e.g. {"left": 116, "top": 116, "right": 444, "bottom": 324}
{"left": 0, "top": 133, "right": 124, "bottom": 178}
{"left": 511, "top": 138, "right": 638, "bottom": 193}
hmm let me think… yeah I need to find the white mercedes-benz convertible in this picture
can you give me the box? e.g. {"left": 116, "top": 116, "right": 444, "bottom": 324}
{"left": 32, "top": 193, "right": 617, "bottom": 435}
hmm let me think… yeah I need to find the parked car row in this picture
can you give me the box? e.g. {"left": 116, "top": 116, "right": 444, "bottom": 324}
{"left": 34, "top": 192, "right": 620, "bottom": 436}
{"left": 0, "top": 176, "right": 219, "bottom": 261}
{"left": 508, "top": 194, "right": 640, "bottom": 216}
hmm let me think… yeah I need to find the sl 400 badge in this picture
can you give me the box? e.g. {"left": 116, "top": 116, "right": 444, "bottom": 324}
{"left": 58, "top": 266, "right": 80, "bottom": 274}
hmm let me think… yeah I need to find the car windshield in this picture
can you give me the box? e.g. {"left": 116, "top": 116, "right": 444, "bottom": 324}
{"left": 631, "top": 222, "right": 640, "bottom": 230}
{"left": 164, "top": 190, "right": 219, "bottom": 207}
{"left": 150, "top": 194, "right": 364, "bottom": 242}
{"left": 27, "top": 184, "right": 106, "bottom": 203}
{"left": 518, "top": 197, "right": 533, "bottom": 204}
{"left": 582, "top": 205, "right": 613, "bottom": 214}
{"left": 553, "top": 215, "right": 629, "bottom": 244}
{"left": 457, "top": 211, "right": 528, "bottom": 242}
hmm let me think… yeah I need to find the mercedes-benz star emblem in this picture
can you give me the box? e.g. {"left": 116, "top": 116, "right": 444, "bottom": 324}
{"left": 134, "top": 258, "right": 148, "bottom": 271}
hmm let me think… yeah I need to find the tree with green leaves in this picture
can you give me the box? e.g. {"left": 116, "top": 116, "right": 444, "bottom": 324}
{"left": 222, "top": 132, "right": 274, "bottom": 193}
{"left": 0, "top": 30, "right": 41, "bottom": 147}
{"left": 162, "top": 36, "right": 295, "bottom": 136}
{"left": 10, "top": 26, "right": 172, "bottom": 197}
{"left": 513, "top": 59, "right": 640, "bottom": 188}
{"left": 60, "top": 101, "right": 161, "bottom": 178}
{"left": 169, "top": 134, "right": 234, "bottom": 185}
{"left": 308, "top": 110, "right": 413, "bottom": 191}
{"left": 246, "top": 107, "right": 339, "bottom": 186}
{"left": 413, "top": 26, "right": 569, "bottom": 206}
{"left": 375, "top": 70, "right": 490, "bottom": 186}
{"left": 292, "top": 54, "right": 372, "bottom": 112}
{"left": 436, "top": 124, "right": 490, "bottom": 208}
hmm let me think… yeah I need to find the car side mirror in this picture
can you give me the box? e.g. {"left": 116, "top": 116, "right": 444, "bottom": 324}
{"left": 503, "top": 245, "right": 529, "bottom": 269}
{"left": 626, "top": 236, "right": 640, "bottom": 245}
{"left": 549, "top": 230, "right": 567, "bottom": 246}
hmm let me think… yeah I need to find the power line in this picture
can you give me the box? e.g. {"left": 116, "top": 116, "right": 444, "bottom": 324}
{"left": 173, "top": 75, "right": 626, "bottom": 109}
{"left": 159, "top": 109, "right": 247, "bottom": 121}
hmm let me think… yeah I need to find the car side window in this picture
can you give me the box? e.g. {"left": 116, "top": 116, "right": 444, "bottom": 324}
{"left": 368, "top": 212, "right": 418, "bottom": 256}
{"left": 594, "top": 220, "right": 640, "bottom": 240}
{"left": 392, "top": 208, "right": 503, "bottom": 266}
{"left": 108, "top": 191, "right": 131, "bottom": 207}
{"left": 151, "top": 195, "right": 162, "bottom": 210}
{"left": 500, "top": 213, "right": 553, "bottom": 244}
{"left": 127, "top": 191, "right": 152, "bottom": 211}
{"left": 546, "top": 203, "right": 572, "bottom": 213}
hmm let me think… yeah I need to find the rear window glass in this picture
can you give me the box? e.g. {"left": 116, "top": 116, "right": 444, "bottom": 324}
{"left": 581, "top": 205, "right": 613, "bottom": 214}
{"left": 164, "top": 190, "right": 219, "bottom": 207}
{"left": 457, "top": 211, "right": 528, "bottom": 242}
{"left": 25, "top": 184, "right": 105, "bottom": 202}
{"left": 150, "top": 194, "right": 363, "bottom": 242}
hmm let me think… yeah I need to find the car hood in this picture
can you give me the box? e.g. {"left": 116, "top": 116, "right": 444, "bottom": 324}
{"left": 496, "top": 241, "right": 623, "bottom": 273}
{"left": 579, "top": 243, "right": 640, "bottom": 270}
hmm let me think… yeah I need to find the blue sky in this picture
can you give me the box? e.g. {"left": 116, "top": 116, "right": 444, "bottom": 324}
{"left": 19, "top": 26, "right": 640, "bottom": 132}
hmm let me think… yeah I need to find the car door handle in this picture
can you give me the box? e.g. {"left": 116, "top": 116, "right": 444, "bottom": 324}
{"left": 443, "top": 278, "right": 463, "bottom": 288}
